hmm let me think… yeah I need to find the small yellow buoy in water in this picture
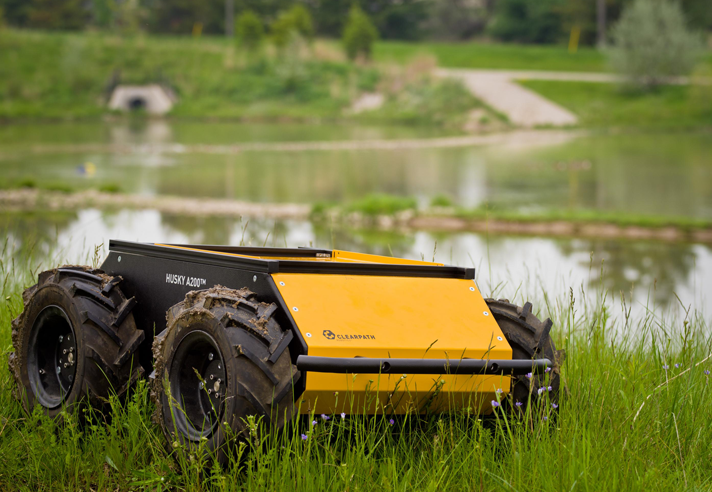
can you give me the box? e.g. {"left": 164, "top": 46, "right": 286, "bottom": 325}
{"left": 76, "top": 162, "right": 96, "bottom": 176}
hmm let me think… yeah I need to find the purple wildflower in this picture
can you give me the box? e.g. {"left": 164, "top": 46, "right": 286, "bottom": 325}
{"left": 301, "top": 434, "right": 308, "bottom": 440}
{"left": 552, "top": 403, "right": 558, "bottom": 409}
{"left": 321, "top": 414, "right": 330, "bottom": 421}
{"left": 675, "top": 364, "right": 680, "bottom": 369}
{"left": 491, "top": 400, "right": 500, "bottom": 408}
{"left": 340, "top": 412, "right": 346, "bottom": 419}
{"left": 496, "top": 388, "right": 503, "bottom": 394}
{"left": 389, "top": 419, "right": 395, "bottom": 425}
{"left": 705, "top": 370, "right": 710, "bottom": 376}
{"left": 663, "top": 364, "right": 669, "bottom": 370}
{"left": 525, "top": 372, "right": 533, "bottom": 379}
{"left": 311, "top": 420, "right": 317, "bottom": 426}
{"left": 545, "top": 367, "right": 551, "bottom": 373}
{"left": 515, "top": 401, "right": 523, "bottom": 407}
{"left": 542, "top": 416, "right": 548, "bottom": 422}
{"left": 548, "top": 386, "right": 552, "bottom": 392}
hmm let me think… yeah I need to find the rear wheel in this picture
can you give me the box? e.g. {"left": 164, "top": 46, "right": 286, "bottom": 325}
{"left": 485, "top": 299, "right": 563, "bottom": 414}
{"left": 9, "top": 266, "right": 144, "bottom": 417}
{"left": 151, "top": 286, "right": 300, "bottom": 464}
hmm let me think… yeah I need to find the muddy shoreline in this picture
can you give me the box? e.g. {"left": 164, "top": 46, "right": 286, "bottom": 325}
{"left": 2, "top": 188, "right": 711, "bottom": 244}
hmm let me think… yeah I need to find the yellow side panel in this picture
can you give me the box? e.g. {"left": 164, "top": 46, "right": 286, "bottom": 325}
{"left": 272, "top": 273, "right": 512, "bottom": 415}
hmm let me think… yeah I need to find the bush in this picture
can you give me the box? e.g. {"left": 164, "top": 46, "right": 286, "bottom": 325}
{"left": 346, "top": 194, "right": 417, "bottom": 216}
{"left": 608, "top": 0, "right": 703, "bottom": 89}
{"left": 271, "top": 5, "right": 314, "bottom": 49}
{"left": 342, "top": 5, "right": 379, "bottom": 61}
{"left": 430, "top": 194, "right": 453, "bottom": 207}
{"left": 235, "top": 10, "right": 264, "bottom": 50}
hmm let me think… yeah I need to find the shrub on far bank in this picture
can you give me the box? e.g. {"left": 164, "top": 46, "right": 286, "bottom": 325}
{"left": 608, "top": 0, "right": 704, "bottom": 89}
{"left": 343, "top": 5, "right": 379, "bottom": 61}
{"left": 235, "top": 10, "right": 264, "bottom": 51}
{"left": 271, "top": 5, "right": 314, "bottom": 48}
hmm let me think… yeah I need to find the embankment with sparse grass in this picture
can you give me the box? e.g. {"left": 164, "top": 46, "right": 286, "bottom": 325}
{"left": 2, "top": 187, "right": 712, "bottom": 243}
{"left": 0, "top": 240, "right": 711, "bottom": 490}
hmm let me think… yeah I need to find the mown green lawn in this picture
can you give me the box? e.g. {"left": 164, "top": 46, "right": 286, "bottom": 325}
{"left": 372, "top": 39, "right": 712, "bottom": 73}
{"left": 520, "top": 80, "right": 712, "bottom": 129}
{"left": 373, "top": 40, "right": 608, "bottom": 72}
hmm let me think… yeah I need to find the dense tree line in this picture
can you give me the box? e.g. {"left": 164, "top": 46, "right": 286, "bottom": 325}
{"left": 1, "top": 0, "right": 710, "bottom": 44}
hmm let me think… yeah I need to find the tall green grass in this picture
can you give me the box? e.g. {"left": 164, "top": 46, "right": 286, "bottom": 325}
{"left": 1, "top": 240, "right": 711, "bottom": 490}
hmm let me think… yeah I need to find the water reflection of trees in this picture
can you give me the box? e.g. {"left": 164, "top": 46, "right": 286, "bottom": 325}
{"left": 556, "top": 238, "right": 698, "bottom": 307}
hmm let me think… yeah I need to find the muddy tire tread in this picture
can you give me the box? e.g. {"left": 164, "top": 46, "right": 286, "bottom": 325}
{"left": 9, "top": 266, "right": 144, "bottom": 415}
{"left": 485, "top": 298, "right": 563, "bottom": 411}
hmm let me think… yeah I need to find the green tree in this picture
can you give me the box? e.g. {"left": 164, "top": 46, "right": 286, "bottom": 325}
{"left": 91, "top": 0, "right": 112, "bottom": 28}
{"left": 343, "top": 4, "right": 378, "bottom": 60}
{"left": 315, "top": 0, "right": 427, "bottom": 40}
{"left": 148, "top": 0, "right": 208, "bottom": 34}
{"left": 26, "top": 0, "right": 88, "bottom": 30}
{"left": 560, "top": 0, "right": 630, "bottom": 46}
{"left": 236, "top": 10, "right": 264, "bottom": 50}
{"left": 609, "top": 0, "right": 703, "bottom": 89}
{"left": 271, "top": 4, "right": 314, "bottom": 48}
{"left": 426, "top": 0, "right": 490, "bottom": 40}
{"left": 0, "top": 0, "right": 30, "bottom": 27}
{"left": 680, "top": 0, "right": 712, "bottom": 31}
{"left": 488, "top": 0, "right": 565, "bottom": 44}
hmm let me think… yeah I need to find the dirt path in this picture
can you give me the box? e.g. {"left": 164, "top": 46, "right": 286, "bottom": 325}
{"left": 437, "top": 69, "right": 581, "bottom": 127}
{"left": 2, "top": 188, "right": 711, "bottom": 244}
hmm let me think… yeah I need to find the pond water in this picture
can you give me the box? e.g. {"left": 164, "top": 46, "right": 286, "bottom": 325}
{"left": 1, "top": 121, "right": 711, "bottom": 319}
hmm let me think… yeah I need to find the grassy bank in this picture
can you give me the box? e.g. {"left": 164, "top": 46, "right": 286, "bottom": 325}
{"left": 1, "top": 244, "right": 711, "bottom": 490}
{"left": 0, "top": 29, "right": 481, "bottom": 126}
{"left": 312, "top": 194, "right": 712, "bottom": 242}
{"left": 519, "top": 80, "right": 712, "bottom": 129}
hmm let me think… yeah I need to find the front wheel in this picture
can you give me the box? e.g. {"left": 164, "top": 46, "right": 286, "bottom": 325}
{"left": 486, "top": 299, "right": 563, "bottom": 414}
{"left": 151, "top": 286, "right": 300, "bottom": 464}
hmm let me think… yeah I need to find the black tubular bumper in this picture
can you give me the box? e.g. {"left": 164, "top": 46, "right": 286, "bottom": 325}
{"left": 296, "top": 356, "right": 551, "bottom": 376}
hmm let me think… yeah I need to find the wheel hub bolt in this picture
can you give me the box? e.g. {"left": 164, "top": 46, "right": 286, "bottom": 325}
{"left": 63, "top": 349, "right": 67, "bottom": 354}
{"left": 217, "top": 364, "right": 221, "bottom": 370}
{"left": 213, "top": 381, "right": 220, "bottom": 392}
{"left": 208, "top": 353, "right": 214, "bottom": 361}
{"left": 208, "top": 389, "right": 212, "bottom": 395}
{"left": 39, "top": 369, "right": 45, "bottom": 375}
{"left": 59, "top": 336, "right": 63, "bottom": 343}
{"left": 210, "top": 374, "right": 214, "bottom": 380}
{"left": 68, "top": 353, "right": 74, "bottom": 363}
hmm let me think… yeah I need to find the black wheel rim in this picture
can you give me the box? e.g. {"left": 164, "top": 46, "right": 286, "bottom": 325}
{"left": 169, "top": 330, "right": 227, "bottom": 441}
{"left": 27, "top": 305, "right": 77, "bottom": 408}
